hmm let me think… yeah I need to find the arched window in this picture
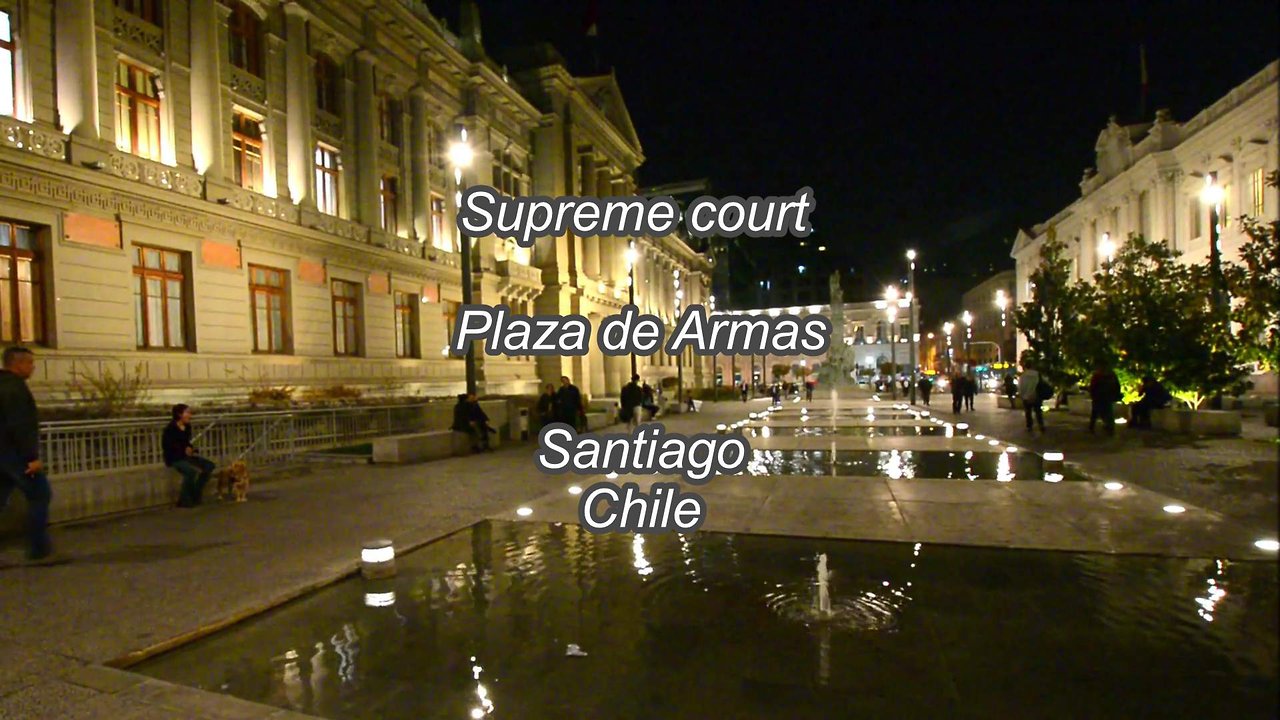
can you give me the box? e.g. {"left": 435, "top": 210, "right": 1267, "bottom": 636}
{"left": 228, "top": 2, "right": 263, "bottom": 76}
{"left": 314, "top": 54, "right": 339, "bottom": 114}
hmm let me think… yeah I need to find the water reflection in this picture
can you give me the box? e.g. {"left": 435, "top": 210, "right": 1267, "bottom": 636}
{"left": 747, "top": 449, "right": 1059, "bottom": 481}
{"left": 139, "top": 524, "right": 1278, "bottom": 719}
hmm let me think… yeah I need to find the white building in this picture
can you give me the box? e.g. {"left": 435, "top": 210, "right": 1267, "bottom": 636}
{"left": 0, "top": 0, "right": 711, "bottom": 405}
{"left": 1011, "top": 61, "right": 1279, "bottom": 366}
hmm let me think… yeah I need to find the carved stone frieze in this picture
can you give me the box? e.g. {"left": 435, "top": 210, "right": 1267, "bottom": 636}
{"left": 0, "top": 117, "right": 67, "bottom": 160}
{"left": 113, "top": 11, "right": 165, "bottom": 57}
{"left": 227, "top": 65, "right": 268, "bottom": 105}
{"left": 315, "top": 110, "right": 344, "bottom": 140}
{"left": 105, "top": 151, "right": 205, "bottom": 198}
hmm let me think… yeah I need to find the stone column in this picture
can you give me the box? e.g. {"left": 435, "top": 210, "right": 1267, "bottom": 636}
{"left": 581, "top": 154, "right": 601, "bottom": 279}
{"left": 189, "top": 0, "right": 226, "bottom": 178}
{"left": 409, "top": 85, "right": 431, "bottom": 243}
{"left": 55, "top": 0, "right": 99, "bottom": 141}
{"left": 353, "top": 49, "right": 379, "bottom": 228}
{"left": 283, "top": 2, "right": 314, "bottom": 206}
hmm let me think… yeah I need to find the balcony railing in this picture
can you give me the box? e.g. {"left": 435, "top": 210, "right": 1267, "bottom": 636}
{"left": 0, "top": 116, "right": 67, "bottom": 160}
{"left": 106, "top": 149, "right": 205, "bottom": 198}
{"left": 227, "top": 65, "right": 267, "bottom": 105}
{"left": 38, "top": 404, "right": 429, "bottom": 477}
{"left": 112, "top": 11, "right": 164, "bottom": 57}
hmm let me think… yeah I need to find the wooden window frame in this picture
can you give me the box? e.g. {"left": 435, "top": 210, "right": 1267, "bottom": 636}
{"left": 379, "top": 175, "right": 398, "bottom": 234}
{"left": 1250, "top": 168, "right": 1265, "bottom": 218}
{"left": 0, "top": 219, "right": 43, "bottom": 345}
{"left": 314, "top": 144, "right": 340, "bottom": 216}
{"left": 115, "top": 0, "right": 162, "bottom": 26}
{"left": 393, "top": 290, "right": 418, "bottom": 359}
{"left": 1, "top": 9, "right": 15, "bottom": 118}
{"left": 377, "top": 94, "right": 401, "bottom": 147}
{"left": 313, "top": 53, "right": 339, "bottom": 114}
{"left": 227, "top": 1, "right": 262, "bottom": 77}
{"left": 331, "top": 279, "right": 361, "bottom": 357}
{"left": 114, "top": 59, "right": 162, "bottom": 160}
{"left": 430, "top": 194, "right": 448, "bottom": 251}
{"left": 249, "top": 264, "right": 289, "bottom": 354}
{"left": 132, "top": 245, "right": 188, "bottom": 350}
{"left": 231, "top": 111, "right": 264, "bottom": 193}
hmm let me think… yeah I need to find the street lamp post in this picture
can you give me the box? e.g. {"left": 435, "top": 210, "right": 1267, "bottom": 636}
{"left": 674, "top": 269, "right": 683, "bottom": 407}
{"left": 961, "top": 310, "right": 973, "bottom": 373}
{"left": 625, "top": 242, "right": 640, "bottom": 378}
{"left": 907, "top": 249, "right": 918, "bottom": 405}
{"left": 448, "top": 126, "right": 476, "bottom": 395}
{"left": 884, "top": 285, "right": 899, "bottom": 400}
{"left": 943, "top": 321, "right": 954, "bottom": 375}
{"left": 1202, "top": 172, "right": 1228, "bottom": 409}
{"left": 995, "top": 289, "right": 1009, "bottom": 372}
{"left": 708, "top": 294, "right": 718, "bottom": 397}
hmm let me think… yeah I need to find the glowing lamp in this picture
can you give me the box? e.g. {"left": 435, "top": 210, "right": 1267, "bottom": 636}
{"left": 361, "top": 539, "right": 396, "bottom": 579}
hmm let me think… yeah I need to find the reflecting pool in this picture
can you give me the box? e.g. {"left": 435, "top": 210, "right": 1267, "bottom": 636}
{"left": 745, "top": 425, "right": 949, "bottom": 438}
{"left": 136, "top": 522, "right": 1277, "bottom": 719}
{"left": 747, "top": 449, "right": 1070, "bottom": 481}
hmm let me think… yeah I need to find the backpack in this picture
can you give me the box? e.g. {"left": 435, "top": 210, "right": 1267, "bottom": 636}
{"left": 1036, "top": 378, "right": 1055, "bottom": 402}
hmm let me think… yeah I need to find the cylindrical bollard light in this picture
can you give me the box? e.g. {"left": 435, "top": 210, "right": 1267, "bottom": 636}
{"left": 361, "top": 539, "right": 396, "bottom": 579}
{"left": 716, "top": 423, "right": 728, "bottom": 434}
{"left": 364, "top": 578, "right": 397, "bottom": 607}
{"left": 954, "top": 422, "right": 969, "bottom": 437}
{"left": 1043, "top": 451, "right": 1065, "bottom": 475}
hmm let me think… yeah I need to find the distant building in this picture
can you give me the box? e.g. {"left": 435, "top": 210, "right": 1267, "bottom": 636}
{"left": 1011, "top": 61, "right": 1279, "bottom": 370}
{"left": 708, "top": 299, "right": 921, "bottom": 387}
{"left": 958, "top": 270, "right": 1016, "bottom": 368}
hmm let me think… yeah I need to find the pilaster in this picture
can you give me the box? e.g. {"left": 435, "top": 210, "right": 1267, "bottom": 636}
{"left": 353, "top": 48, "right": 379, "bottom": 227}
{"left": 283, "top": 1, "right": 314, "bottom": 207}
{"left": 55, "top": 0, "right": 101, "bottom": 142}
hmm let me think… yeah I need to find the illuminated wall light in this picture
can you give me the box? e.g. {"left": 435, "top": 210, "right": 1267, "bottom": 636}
{"left": 1163, "top": 505, "right": 1186, "bottom": 514}
{"left": 1103, "top": 481, "right": 1124, "bottom": 490}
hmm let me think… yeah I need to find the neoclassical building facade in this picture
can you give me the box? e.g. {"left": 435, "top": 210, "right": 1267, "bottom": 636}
{"left": 1011, "top": 61, "right": 1279, "bottom": 363}
{"left": 0, "top": 0, "right": 711, "bottom": 404}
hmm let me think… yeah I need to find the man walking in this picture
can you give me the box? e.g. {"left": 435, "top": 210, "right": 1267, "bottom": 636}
{"left": 163, "top": 404, "right": 216, "bottom": 506}
{"left": 620, "top": 374, "right": 644, "bottom": 431}
{"left": 1018, "top": 359, "right": 1047, "bottom": 434}
{"left": 916, "top": 375, "right": 933, "bottom": 407}
{"left": 556, "top": 376, "right": 585, "bottom": 431}
{"left": 950, "top": 373, "right": 965, "bottom": 414}
{"left": 0, "top": 347, "right": 54, "bottom": 562}
{"left": 1088, "top": 360, "right": 1122, "bottom": 435}
{"left": 963, "top": 373, "right": 977, "bottom": 411}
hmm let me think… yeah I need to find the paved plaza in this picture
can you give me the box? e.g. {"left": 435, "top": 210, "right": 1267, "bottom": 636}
{"left": 1, "top": 391, "right": 1276, "bottom": 719}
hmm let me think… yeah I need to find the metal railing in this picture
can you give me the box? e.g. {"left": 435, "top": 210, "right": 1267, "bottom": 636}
{"left": 38, "top": 404, "right": 430, "bottom": 477}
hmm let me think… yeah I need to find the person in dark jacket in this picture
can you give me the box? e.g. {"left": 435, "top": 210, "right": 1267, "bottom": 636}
{"left": 0, "top": 347, "right": 54, "bottom": 562}
{"left": 452, "top": 393, "right": 491, "bottom": 452}
{"left": 951, "top": 373, "right": 965, "bottom": 414}
{"left": 917, "top": 376, "right": 933, "bottom": 406}
{"left": 1131, "top": 375, "right": 1172, "bottom": 429}
{"left": 620, "top": 375, "right": 644, "bottom": 430}
{"left": 535, "top": 383, "right": 556, "bottom": 431}
{"left": 1088, "top": 360, "right": 1122, "bottom": 435}
{"left": 963, "top": 373, "right": 977, "bottom": 411}
{"left": 163, "top": 403, "right": 216, "bottom": 508}
{"left": 556, "top": 376, "right": 585, "bottom": 431}
{"left": 1002, "top": 373, "right": 1017, "bottom": 409}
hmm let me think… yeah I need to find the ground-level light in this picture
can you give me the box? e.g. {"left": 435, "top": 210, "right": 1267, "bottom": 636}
{"left": 361, "top": 539, "right": 396, "bottom": 579}
{"left": 1255, "top": 539, "right": 1279, "bottom": 551}
{"left": 516, "top": 506, "right": 533, "bottom": 517}
{"left": 1163, "top": 505, "right": 1186, "bottom": 514}
{"left": 1104, "top": 481, "right": 1124, "bottom": 491}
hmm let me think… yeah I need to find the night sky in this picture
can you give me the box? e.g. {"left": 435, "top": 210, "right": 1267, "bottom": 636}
{"left": 437, "top": 0, "right": 1278, "bottom": 318}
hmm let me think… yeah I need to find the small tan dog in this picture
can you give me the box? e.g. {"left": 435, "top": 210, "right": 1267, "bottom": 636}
{"left": 215, "top": 461, "right": 251, "bottom": 502}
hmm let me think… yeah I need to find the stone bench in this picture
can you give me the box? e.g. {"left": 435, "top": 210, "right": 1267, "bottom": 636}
{"left": 1067, "top": 398, "right": 1130, "bottom": 420}
{"left": 372, "top": 429, "right": 501, "bottom": 464}
{"left": 584, "top": 412, "right": 613, "bottom": 431}
{"left": 1150, "top": 408, "right": 1241, "bottom": 436}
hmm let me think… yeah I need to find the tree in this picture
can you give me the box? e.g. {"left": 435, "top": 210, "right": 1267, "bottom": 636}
{"left": 771, "top": 363, "right": 789, "bottom": 383}
{"left": 1012, "top": 232, "right": 1097, "bottom": 390}
{"left": 1228, "top": 170, "right": 1280, "bottom": 372}
{"left": 1092, "top": 235, "right": 1248, "bottom": 407}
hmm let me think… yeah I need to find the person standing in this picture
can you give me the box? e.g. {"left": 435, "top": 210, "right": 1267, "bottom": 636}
{"left": 620, "top": 374, "right": 644, "bottom": 431}
{"left": 1002, "top": 373, "right": 1017, "bottom": 410}
{"left": 535, "top": 383, "right": 556, "bottom": 432}
{"left": 740, "top": 382, "right": 749, "bottom": 403}
{"left": 1018, "top": 361, "right": 1047, "bottom": 433}
{"left": 916, "top": 375, "right": 932, "bottom": 406}
{"left": 963, "top": 373, "right": 977, "bottom": 411}
{"left": 1088, "top": 360, "right": 1122, "bottom": 435}
{"left": 0, "top": 347, "right": 54, "bottom": 562}
{"left": 163, "top": 403, "right": 216, "bottom": 508}
{"left": 556, "top": 376, "right": 586, "bottom": 431}
{"left": 951, "top": 373, "right": 964, "bottom": 414}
